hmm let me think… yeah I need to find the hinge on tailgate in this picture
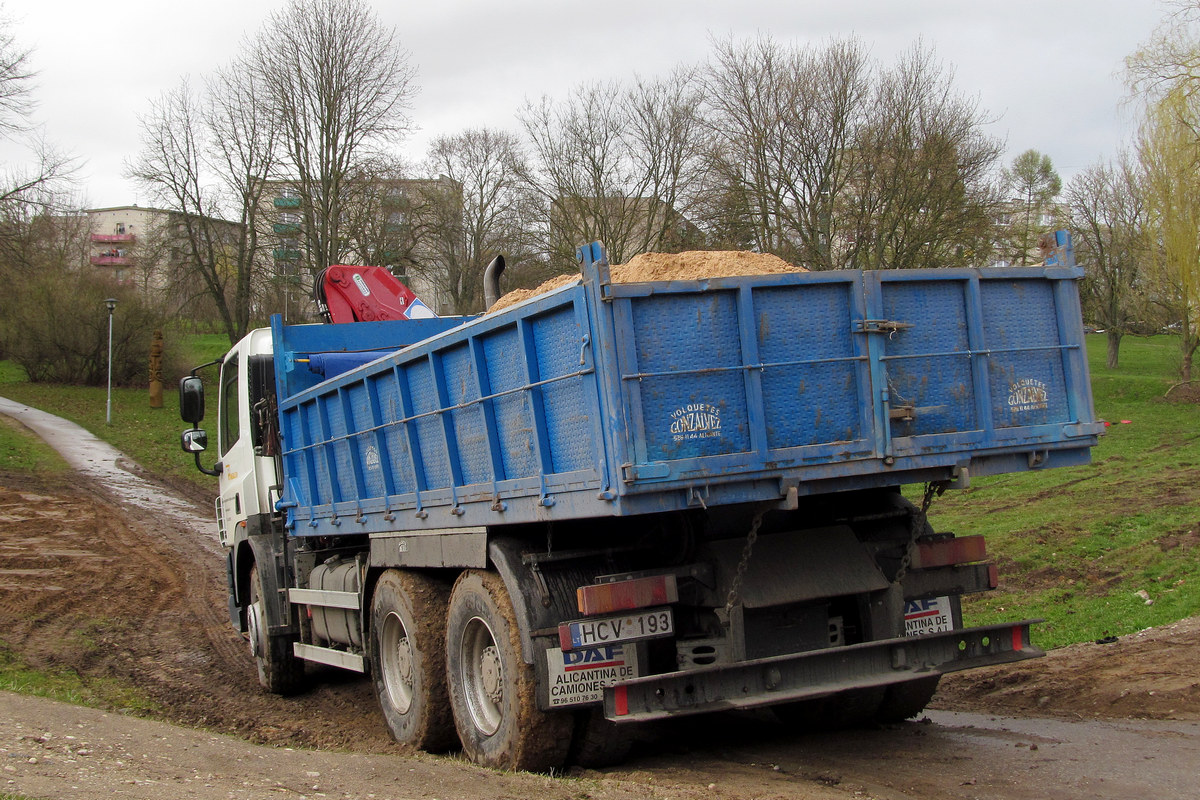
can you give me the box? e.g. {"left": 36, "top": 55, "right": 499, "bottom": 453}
{"left": 856, "top": 319, "right": 913, "bottom": 336}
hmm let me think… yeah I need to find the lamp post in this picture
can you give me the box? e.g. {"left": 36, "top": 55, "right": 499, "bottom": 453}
{"left": 105, "top": 298, "right": 117, "bottom": 424}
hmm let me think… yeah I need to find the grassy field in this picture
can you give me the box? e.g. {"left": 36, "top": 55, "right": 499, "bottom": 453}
{"left": 0, "top": 339, "right": 224, "bottom": 496}
{"left": 937, "top": 335, "right": 1200, "bottom": 648}
{"left": 0, "top": 334, "right": 1196, "bottom": 651}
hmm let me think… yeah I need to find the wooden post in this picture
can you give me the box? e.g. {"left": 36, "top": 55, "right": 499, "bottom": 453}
{"left": 149, "top": 329, "right": 163, "bottom": 408}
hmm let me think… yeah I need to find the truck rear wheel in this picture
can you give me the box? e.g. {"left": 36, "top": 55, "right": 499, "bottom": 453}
{"left": 445, "top": 570, "right": 572, "bottom": 771}
{"left": 875, "top": 675, "right": 940, "bottom": 722}
{"left": 248, "top": 564, "right": 304, "bottom": 695}
{"left": 773, "top": 686, "right": 886, "bottom": 730}
{"left": 569, "top": 707, "right": 633, "bottom": 767}
{"left": 370, "top": 569, "right": 457, "bottom": 751}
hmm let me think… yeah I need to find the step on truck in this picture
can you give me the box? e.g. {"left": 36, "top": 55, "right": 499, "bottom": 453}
{"left": 179, "top": 236, "right": 1103, "bottom": 770}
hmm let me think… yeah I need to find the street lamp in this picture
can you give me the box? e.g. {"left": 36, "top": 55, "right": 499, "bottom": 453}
{"left": 105, "top": 298, "right": 117, "bottom": 424}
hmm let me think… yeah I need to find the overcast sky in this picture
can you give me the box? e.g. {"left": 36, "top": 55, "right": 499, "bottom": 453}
{"left": 1, "top": 0, "right": 1169, "bottom": 210}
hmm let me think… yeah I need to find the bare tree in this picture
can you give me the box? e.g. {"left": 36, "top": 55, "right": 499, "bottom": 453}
{"left": 204, "top": 63, "right": 279, "bottom": 329}
{"left": 1067, "top": 157, "right": 1147, "bottom": 368}
{"left": 699, "top": 37, "right": 998, "bottom": 270}
{"left": 252, "top": 0, "right": 417, "bottom": 274}
{"left": 338, "top": 157, "right": 421, "bottom": 273}
{"left": 0, "top": 9, "right": 33, "bottom": 138}
{"left": 844, "top": 42, "right": 1002, "bottom": 270}
{"left": 701, "top": 35, "right": 869, "bottom": 267}
{"left": 0, "top": 12, "right": 75, "bottom": 238}
{"left": 0, "top": 187, "right": 88, "bottom": 278}
{"left": 520, "top": 68, "right": 705, "bottom": 269}
{"left": 424, "top": 128, "right": 543, "bottom": 312}
{"left": 129, "top": 69, "right": 277, "bottom": 343}
{"left": 1125, "top": 0, "right": 1200, "bottom": 98}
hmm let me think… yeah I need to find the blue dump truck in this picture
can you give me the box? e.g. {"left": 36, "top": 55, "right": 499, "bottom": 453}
{"left": 180, "top": 239, "right": 1103, "bottom": 770}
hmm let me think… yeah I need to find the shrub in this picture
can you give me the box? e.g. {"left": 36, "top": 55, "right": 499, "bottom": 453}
{"left": 0, "top": 270, "right": 175, "bottom": 386}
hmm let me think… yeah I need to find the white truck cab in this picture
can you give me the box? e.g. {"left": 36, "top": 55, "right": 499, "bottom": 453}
{"left": 213, "top": 328, "right": 279, "bottom": 548}
{"left": 180, "top": 328, "right": 279, "bottom": 549}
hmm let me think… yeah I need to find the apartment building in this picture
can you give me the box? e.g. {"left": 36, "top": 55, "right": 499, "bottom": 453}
{"left": 85, "top": 205, "right": 243, "bottom": 297}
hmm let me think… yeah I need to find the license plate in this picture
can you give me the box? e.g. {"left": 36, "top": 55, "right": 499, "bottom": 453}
{"left": 559, "top": 607, "right": 674, "bottom": 650}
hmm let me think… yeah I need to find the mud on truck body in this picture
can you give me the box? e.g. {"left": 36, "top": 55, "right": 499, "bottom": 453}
{"left": 179, "top": 237, "right": 1102, "bottom": 770}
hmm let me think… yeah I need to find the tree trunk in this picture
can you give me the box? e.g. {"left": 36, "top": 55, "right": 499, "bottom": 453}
{"left": 1105, "top": 331, "right": 1122, "bottom": 370}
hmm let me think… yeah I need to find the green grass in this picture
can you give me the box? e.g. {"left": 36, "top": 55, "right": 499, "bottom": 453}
{"left": 0, "top": 357, "right": 211, "bottom": 496}
{"left": 0, "top": 642, "right": 160, "bottom": 715}
{"left": 0, "top": 414, "right": 69, "bottom": 473}
{"left": 933, "top": 334, "right": 1200, "bottom": 649}
{"left": 188, "top": 332, "right": 234, "bottom": 367}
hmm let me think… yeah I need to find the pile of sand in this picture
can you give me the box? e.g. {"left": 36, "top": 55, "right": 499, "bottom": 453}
{"left": 488, "top": 250, "right": 807, "bottom": 313}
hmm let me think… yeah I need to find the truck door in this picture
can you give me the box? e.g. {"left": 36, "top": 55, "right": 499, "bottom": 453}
{"left": 216, "top": 333, "right": 282, "bottom": 547}
{"left": 216, "top": 344, "right": 251, "bottom": 544}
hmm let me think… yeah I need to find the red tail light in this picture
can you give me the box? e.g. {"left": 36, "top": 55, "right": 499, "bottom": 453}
{"left": 913, "top": 535, "right": 987, "bottom": 569}
{"left": 577, "top": 575, "right": 679, "bottom": 616}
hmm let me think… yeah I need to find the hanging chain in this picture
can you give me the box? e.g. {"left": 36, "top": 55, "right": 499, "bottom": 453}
{"left": 894, "top": 481, "right": 945, "bottom": 584}
{"left": 724, "top": 509, "right": 767, "bottom": 620}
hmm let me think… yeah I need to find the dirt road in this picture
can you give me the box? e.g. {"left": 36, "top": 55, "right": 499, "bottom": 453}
{"left": 2, "top": 397, "right": 1200, "bottom": 799}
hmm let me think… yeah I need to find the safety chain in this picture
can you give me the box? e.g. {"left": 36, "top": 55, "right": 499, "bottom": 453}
{"left": 724, "top": 509, "right": 767, "bottom": 620}
{"left": 894, "top": 481, "right": 945, "bottom": 584}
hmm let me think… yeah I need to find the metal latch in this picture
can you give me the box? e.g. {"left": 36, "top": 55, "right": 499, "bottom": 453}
{"left": 888, "top": 405, "right": 916, "bottom": 422}
{"left": 856, "top": 319, "right": 913, "bottom": 336}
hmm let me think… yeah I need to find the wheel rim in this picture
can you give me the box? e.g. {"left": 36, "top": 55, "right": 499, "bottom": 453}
{"left": 380, "top": 610, "right": 415, "bottom": 714}
{"left": 247, "top": 596, "right": 264, "bottom": 658}
{"left": 460, "top": 615, "right": 504, "bottom": 736}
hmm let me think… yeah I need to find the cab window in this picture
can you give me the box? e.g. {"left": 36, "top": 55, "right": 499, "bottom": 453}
{"left": 219, "top": 356, "right": 241, "bottom": 457}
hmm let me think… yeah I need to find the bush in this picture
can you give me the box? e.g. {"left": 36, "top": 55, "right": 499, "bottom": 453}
{"left": 0, "top": 270, "right": 179, "bottom": 386}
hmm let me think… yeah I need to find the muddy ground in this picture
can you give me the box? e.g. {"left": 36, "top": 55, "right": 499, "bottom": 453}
{"left": 1, "top": 421, "right": 1200, "bottom": 798}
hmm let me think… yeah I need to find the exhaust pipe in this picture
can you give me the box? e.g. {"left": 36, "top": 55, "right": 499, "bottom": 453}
{"left": 483, "top": 254, "right": 506, "bottom": 309}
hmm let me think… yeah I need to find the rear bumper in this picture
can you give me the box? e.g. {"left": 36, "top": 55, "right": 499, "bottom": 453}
{"left": 604, "top": 620, "right": 1041, "bottom": 723}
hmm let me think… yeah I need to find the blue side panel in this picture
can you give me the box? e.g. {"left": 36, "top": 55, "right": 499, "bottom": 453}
{"left": 880, "top": 279, "right": 977, "bottom": 437}
{"left": 273, "top": 239, "right": 1102, "bottom": 536}
{"left": 532, "top": 305, "right": 595, "bottom": 473}
{"left": 371, "top": 370, "right": 415, "bottom": 496}
{"left": 326, "top": 389, "right": 355, "bottom": 503}
{"left": 633, "top": 290, "right": 752, "bottom": 462}
{"left": 404, "top": 358, "right": 452, "bottom": 490}
{"left": 482, "top": 326, "right": 539, "bottom": 479}
{"left": 980, "top": 279, "right": 1071, "bottom": 429}
{"left": 276, "top": 283, "right": 610, "bottom": 536}
{"left": 754, "top": 280, "right": 862, "bottom": 448}
{"left": 443, "top": 341, "right": 492, "bottom": 486}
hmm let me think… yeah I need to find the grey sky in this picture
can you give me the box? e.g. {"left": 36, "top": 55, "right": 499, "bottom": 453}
{"left": 2, "top": 0, "right": 1168, "bottom": 209}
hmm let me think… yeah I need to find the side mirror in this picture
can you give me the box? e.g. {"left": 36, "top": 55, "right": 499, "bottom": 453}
{"left": 180, "top": 376, "right": 205, "bottom": 424}
{"left": 181, "top": 428, "right": 208, "bottom": 453}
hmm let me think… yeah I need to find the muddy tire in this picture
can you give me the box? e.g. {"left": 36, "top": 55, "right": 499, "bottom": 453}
{"left": 369, "top": 569, "right": 457, "bottom": 751}
{"left": 445, "top": 570, "right": 573, "bottom": 771}
{"left": 569, "top": 707, "right": 633, "bottom": 767}
{"left": 875, "top": 676, "right": 940, "bottom": 723}
{"left": 248, "top": 564, "right": 304, "bottom": 695}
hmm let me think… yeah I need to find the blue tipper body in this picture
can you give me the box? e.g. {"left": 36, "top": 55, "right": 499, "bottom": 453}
{"left": 270, "top": 241, "right": 1104, "bottom": 537}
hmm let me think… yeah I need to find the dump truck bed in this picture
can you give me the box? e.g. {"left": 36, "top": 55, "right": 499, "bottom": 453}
{"left": 273, "top": 246, "right": 1102, "bottom": 537}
